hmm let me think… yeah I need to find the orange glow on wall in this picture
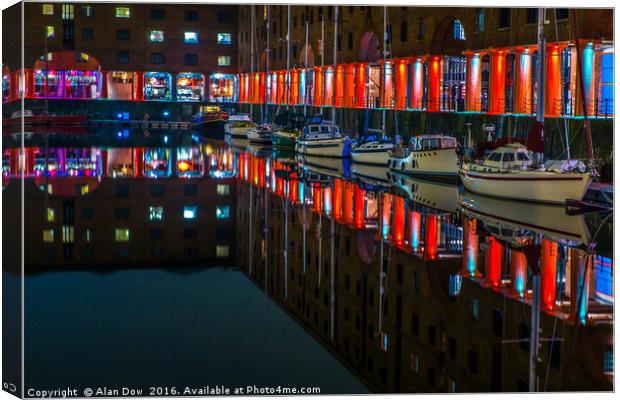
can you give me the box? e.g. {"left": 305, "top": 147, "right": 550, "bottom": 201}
{"left": 514, "top": 50, "right": 532, "bottom": 114}
{"left": 485, "top": 236, "right": 502, "bottom": 288}
{"left": 269, "top": 72, "right": 278, "bottom": 104}
{"left": 395, "top": 59, "right": 408, "bottom": 110}
{"left": 314, "top": 66, "right": 323, "bottom": 107}
{"left": 466, "top": 53, "right": 481, "bottom": 111}
{"left": 343, "top": 182, "right": 355, "bottom": 225}
{"left": 312, "top": 185, "right": 322, "bottom": 213}
{"left": 424, "top": 214, "right": 438, "bottom": 260}
{"left": 333, "top": 178, "right": 343, "bottom": 221}
{"left": 545, "top": 44, "right": 562, "bottom": 117}
{"left": 541, "top": 239, "right": 558, "bottom": 311}
{"left": 324, "top": 67, "right": 334, "bottom": 106}
{"left": 427, "top": 56, "right": 442, "bottom": 112}
{"left": 290, "top": 69, "right": 300, "bottom": 105}
{"left": 410, "top": 58, "right": 424, "bottom": 110}
{"left": 489, "top": 51, "right": 506, "bottom": 114}
{"left": 355, "top": 63, "right": 367, "bottom": 108}
{"left": 335, "top": 65, "right": 344, "bottom": 107}
{"left": 380, "top": 60, "right": 394, "bottom": 109}
{"left": 343, "top": 64, "right": 356, "bottom": 108}
{"left": 408, "top": 211, "right": 421, "bottom": 253}
{"left": 258, "top": 72, "right": 266, "bottom": 104}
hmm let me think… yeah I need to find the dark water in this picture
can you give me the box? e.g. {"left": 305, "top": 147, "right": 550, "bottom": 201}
{"left": 24, "top": 268, "right": 368, "bottom": 394}
{"left": 2, "top": 136, "right": 613, "bottom": 394}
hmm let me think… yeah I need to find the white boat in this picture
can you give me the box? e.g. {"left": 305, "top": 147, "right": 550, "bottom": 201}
{"left": 459, "top": 191, "right": 590, "bottom": 247}
{"left": 351, "top": 133, "right": 395, "bottom": 166}
{"left": 295, "top": 123, "right": 353, "bottom": 158}
{"left": 388, "top": 134, "right": 458, "bottom": 179}
{"left": 459, "top": 143, "right": 591, "bottom": 204}
{"left": 246, "top": 124, "right": 273, "bottom": 145}
{"left": 388, "top": 171, "right": 459, "bottom": 215}
{"left": 225, "top": 114, "right": 255, "bottom": 139}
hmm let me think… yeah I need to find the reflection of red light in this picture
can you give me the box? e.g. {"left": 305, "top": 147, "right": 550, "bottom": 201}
{"left": 178, "top": 160, "right": 190, "bottom": 172}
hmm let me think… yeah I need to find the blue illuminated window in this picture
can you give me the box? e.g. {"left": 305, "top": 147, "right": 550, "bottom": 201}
{"left": 183, "top": 205, "right": 197, "bottom": 219}
{"left": 217, "top": 33, "right": 232, "bottom": 45}
{"left": 216, "top": 205, "right": 230, "bottom": 219}
{"left": 184, "top": 32, "right": 198, "bottom": 44}
{"left": 595, "top": 255, "right": 613, "bottom": 303}
{"left": 453, "top": 19, "right": 466, "bottom": 40}
{"left": 601, "top": 52, "right": 614, "bottom": 116}
{"left": 604, "top": 348, "right": 613, "bottom": 373}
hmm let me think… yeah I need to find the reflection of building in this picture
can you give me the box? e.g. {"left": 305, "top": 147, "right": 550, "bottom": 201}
{"left": 3, "top": 145, "right": 238, "bottom": 270}
{"left": 234, "top": 151, "right": 613, "bottom": 392}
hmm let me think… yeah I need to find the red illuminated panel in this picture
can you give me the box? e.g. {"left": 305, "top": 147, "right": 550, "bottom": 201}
{"left": 541, "top": 239, "right": 558, "bottom": 311}
{"left": 344, "top": 64, "right": 356, "bottom": 108}
{"left": 391, "top": 195, "right": 405, "bottom": 247}
{"left": 394, "top": 59, "right": 408, "bottom": 110}
{"left": 355, "top": 63, "right": 367, "bottom": 108}
{"left": 333, "top": 178, "right": 343, "bottom": 221}
{"left": 423, "top": 214, "right": 437, "bottom": 260}
{"left": 545, "top": 44, "right": 562, "bottom": 117}
{"left": 489, "top": 51, "right": 506, "bottom": 114}
{"left": 314, "top": 67, "right": 323, "bottom": 107}
{"left": 324, "top": 67, "right": 334, "bottom": 106}
{"left": 427, "top": 56, "right": 442, "bottom": 112}
{"left": 354, "top": 186, "right": 365, "bottom": 229}
{"left": 514, "top": 50, "right": 532, "bottom": 114}
{"left": 335, "top": 65, "right": 344, "bottom": 107}
{"left": 465, "top": 54, "right": 481, "bottom": 111}
{"left": 380, "top": 60, "right": 394, "bottom": 109}
{"left": 485, "top": 236, "right": 502, "bottom": 288}
{"left": 410, "top": 59, "right": 424, "bottom": 110}
{"left": 290, "top": 69, "right": 300, "bottom": 105}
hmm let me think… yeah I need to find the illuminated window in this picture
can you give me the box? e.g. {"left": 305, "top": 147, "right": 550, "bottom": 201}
{"left": 217, "top": 33, "right": 232, "bottom": 44}
{"left": 604, "top": 348, "right": 613, "bottom": 373}
{"left": 81, "top": 6, "right": 94, "bottom": 17}
{"left": 453, "top": 19, "right": 466, "bottom": 40}
{"left": 217, "top": 56, "right": 231, "bottom": 66}
{"left": 46, "top": 26, "right": 55, "bottom": 38}
{"left": 216, "top": 205, "right": 230, "bottom": 219}
{"left": 46, "top": 207, "right": 55, "bottom": 222}
{"left": 115, "top": 7, "right": 130, "bottom": 18}
{"left": 381, "top": 332, "right": 389, "bottom": 351}
{"left": 43, "top": 229, "right": 54, "bottom": 243}
{"left": 150, "top": 30, "right": 164, "bottom": 42}
{"left": 42, "top": 4, "right": 54, "bottom": 15}
{"left": 216, "top": 245, "right": 230, "bottom": 258}
{"left": 217, "top": 184, "right": 230, "bottom": 195}
{"left": 61, "top": 4, "right": 74, "bottom": 20}
{"left": 476, "top": 9, "right": 485, "bottom": 33}
{"left": 149, "top": 206, "right": 164, "bottom": 221}
{"left": 184, "top": 32, "right": 198, "bottom": 44}
{"left": 62, "top": 226, "right": 74, "bottom": 243}
{"left": 183, "top": 205, "right": 197, "bottom": 219}
{"left": 115, "top": 228, "right": 130, "bottom": 242}
{"left": 84, "top": 229, "right": 92, "bottom": 243}
{"left": 75, "top": 183, "right": 89, "bottom": 195}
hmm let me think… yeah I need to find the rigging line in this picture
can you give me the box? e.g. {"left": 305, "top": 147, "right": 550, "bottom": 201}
{"left": 543, "top": 314, "right": 560, "bottom": 391}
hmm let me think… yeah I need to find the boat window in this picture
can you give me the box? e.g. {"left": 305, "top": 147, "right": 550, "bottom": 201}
{"left": 320, "top": 126, "right": 330, "bottom": 133}
{"left": 516, "top": 152, "right": 529, "bottom": 161}
{"left": 487, "top": 152, "right": 502, "bottom": 162}
{"left": 442, "top": 138, "right": 456, "bottom": 148}
{"left": 310, "top": 126, "right": 319, "bottom": 133}
{"left": 422, "top": 138, "right": 441, "bottom": 150}
{"left": 502, "top": 153, "right": 515, "bottom": 162}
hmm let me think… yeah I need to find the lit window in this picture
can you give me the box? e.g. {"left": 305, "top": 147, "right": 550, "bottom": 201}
{"left": 46, "top": 207, "right": 55, "bottom": 222}
{"left": 115, "top": 228, "right": 130, "bottom": 242}
{"left": 217, "top": 33, "right": 232, "bottom": 44}
{"left": 217, "top": 184, "right": 230, "bottom": 195}
{"left": 76, "top": 183, "right": 89, "bottom": 195}
{"left": 183, "top": 205, "right": 197, "bottom": 219}
{"left": 46, "top": 26, "right": 55, "bottom": 38}
{"left": 184, "top": 32, "right": 198, "bottom": 44}
{"left": 149, "top": 206, "right": 164, "bottom": 221}
{"left": 84, "top": 229, "right": 92, "bottom": 243}
{"left": 216, "top": 245, "right": 230, "bottom": 258}
{"left": 453, "top": 19, "right": 466, "bottom": 40}
{"left": 217, "top": 56, "right": 231, "bottom": 66}
{"left": 150, "top": 30, "right": 164, "bottom": 42}
{"left": 604, "top": 348, "right": 613, "bottom": 373}
{"left": 42, "top": 4, "right": 54, "bottom": 15}
{"left": 61, "top": 4, "right": 74, "bottom": 20}
{"left": 43, "top": 229, "right": 54, "bottom": 243}
{"left": 82, "top": 6, "right": 94, "bottom": 17}
{"left": 62, "top": 226, "right": 74, "bottom": 243}
{"left": 216, "top": 205, "right": 230, "bottom": 219}
{"left": 115, "top": 7, "right": 130, "bottom": 18}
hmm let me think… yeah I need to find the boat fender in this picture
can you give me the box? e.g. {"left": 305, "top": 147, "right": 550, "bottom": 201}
{"left": 143, "top": 113, "right": 150, "bottom": 120}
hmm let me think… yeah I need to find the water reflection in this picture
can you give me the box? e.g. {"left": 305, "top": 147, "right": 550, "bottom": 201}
{"left": 234, "top": 147, "right": 613, "bottom": 392}
{"left": 3, "top": 136, "right": 613, "bottom": 393}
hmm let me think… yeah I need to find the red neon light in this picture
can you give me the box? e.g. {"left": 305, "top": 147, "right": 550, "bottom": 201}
{"left": 486, "top": 236, "right": 502, "bottom": 288}
{"left": 541, "top": 239, "right": 558, "bottom": 311}
{"left": 333, "top": 179, "right": 343, "bottom": 221}
{"left": 427, "top": 57, "right": 442, "bottom": 112}
{"left": 354, "top": 186, "right": 365, "bottom": 229}
{"left": 392, "top": 195, "right": 405, "bottom": 247}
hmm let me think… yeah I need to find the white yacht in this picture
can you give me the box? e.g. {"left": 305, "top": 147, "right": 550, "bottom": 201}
{"left": 351, "top": 133, "right": 395, "bottom": 166}
{"left": 388, "top": 134, "right": 458, "bottom": 179}
{"left": 225, "top": 114, "right": 255, "bottom": 139}
{"left": 246, "top": 124, "right": 273, "bottom": 145}
{"left": 295, "top": 123, "right": 353, "bottom": 158}
{"left": 459, "top": 143, "right": 591, "bottom": 204}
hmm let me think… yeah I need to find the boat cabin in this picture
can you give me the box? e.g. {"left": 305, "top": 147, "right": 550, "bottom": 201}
{"left": 482, "top": 144, "right": 534, "bottom": 170}
{"left": 228, "top": 113, "right": 252, "bottom": 122}
{"left": 302, "top": 123, "right": 340, "bottom": 140}
{"left": 409, "top": 135, "right": 457, "bottom": 151}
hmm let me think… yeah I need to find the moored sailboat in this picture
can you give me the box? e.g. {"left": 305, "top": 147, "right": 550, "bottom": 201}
{"left": 388, "top": 134, "right": 459, "bottom": 180}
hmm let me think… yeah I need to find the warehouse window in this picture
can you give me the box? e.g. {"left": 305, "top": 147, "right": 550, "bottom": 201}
{"left": 217, "top": 33, "right": 232, "bottom": 44}
{"left": 81, "top": 6, "right": 93, "bottom": 17}
{"left": 115, "top": 7, "right": 130, "bottom": 18}
{"left": 116, "top": 29, "right": 130, "bottom": 40}
{"left": 185, "top": 10, "right": 198, "bottom": 21}
{"left": 116, "top": 52, "right": 129, "bottom": 64}
{"left": 216, "top": 245, "right": 230, "bottom": 258}
{"left": 453, "top": 19, "right": 466, "bottom": 40}
{"left": 151, "top": 9, "right": 165, "bottom": 19}
{"left": 498, "top": 8, "right": 511, "bottom": 29}
{"left": 46, "top": 26, "right": 55, "bottom": 38}
{"left": 115, "top": 228, "right": 130, "bottom": 242}
{"left": 150, "top": 30, "right": 164, "bottom": 42}
{"left": 476, "top": 9, "right": 485, "bottom": 33}
{"left": 81, "top": 28, "right": 94, "bottom": 40}
{"left": 150, "top": 53, "right": 165, "bottom": 64}
{"left": 218, "top": 56, "right": 231, "bottom": 66}
{"left": 185, "top": 54, "right": 198, "bottom": 65}
{"left": 184, "top": 32, "right": 198, "bottom": 44}
{"left": 43, "top": 229, "right": 54, "bottom": 243}
{"left": 42, "top": 4, "right": 54, "bottom": 15}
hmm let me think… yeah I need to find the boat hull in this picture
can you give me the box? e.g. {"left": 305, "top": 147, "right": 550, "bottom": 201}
{"left": 247, "top": 131, "right": 272, "bottom": 144}
{"left": 459, "top": 167, "right": 592, "bottom": 204}
{"left": 296, "top": 138, "right": 353, "bottom": 158}
{"left": 351, "top": 148, "right": 391, "bottom": 166}
{"left": 388, "top": 147, "right": 458, "bottom": 180}
{"left": 271, "top": 132, "right": 298, "bottom": 149}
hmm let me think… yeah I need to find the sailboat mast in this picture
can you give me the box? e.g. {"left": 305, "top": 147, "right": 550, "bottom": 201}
{"left": 265, "top": 5, "right": 270, "bottom": 122}
{"left": 304, "top": 20, "right": 309, "bottom": 117}
{"left": 320, "top": 16, "right": 325, "bottom": 116}
{"left": 286, "top": 5, "right": 291, "bottom": 110}
{"left": 250, "top": 5, "right": 254, "bottom": 117}
{"left": 382, "top": 6, "right": 387, "bottom": 137}
{"left": 534, "top": 8, "right": 546, "bottom": 163}
{"left": 331, "top": 6, "right": 338, "bottom": 124}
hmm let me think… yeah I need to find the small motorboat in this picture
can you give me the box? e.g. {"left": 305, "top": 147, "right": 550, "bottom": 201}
{"left": 351, "top": 131, "right": 395, "bottom": 166}
{"left": 459, "top": 143, "right": 591, "bottom": 204}
{"left": 191, "top": 105, "right": 228, "bottom": 138}
{"left": 225, "top": 114, "right": 255, "bottom": 139}
{"left": 246, "top": 124, "right": 273, "bottom": 145}
{"left": 295, "top": 122, "right": 353, "bottom": 158}
{"left": 388, "top": 134, "right": 459, "bottom": 180}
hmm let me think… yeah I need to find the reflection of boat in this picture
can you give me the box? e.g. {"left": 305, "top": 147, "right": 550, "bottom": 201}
{"left": 299, "top": 154, "right": 351, "bottom": 180}
{"left": 388, "top": 171, "right": 460, "bottom": 214}
{"left": 3, "top": 110, "right": 87, "bottom": 128}
{"left": 191, "top": 105, "right": 228, "bottom": 138}
{"left": 295, "top": 122, "right": 353, "bottom": 158}
{"left": 271, "top": 128, "right": 299, "bottom": 149}
{"left": 388, "top": 134, "right": 458, "bottom": 180}
{"left": 225, "top": 114, "right": 254, "bottom": 139}
{"left": 459, "top": 143, "right": 591, "bottom": 204}
{"left": 351, "top": 133, "right": 395, "bottom": 166}
{"left": 460, "top": 191, "right": 591, "bottom": 246}
{"left": 351, "top": 163, "right": 390, "bottom": 185}
{"left": 246, "top": 124, "right": 272, "bottom": 144}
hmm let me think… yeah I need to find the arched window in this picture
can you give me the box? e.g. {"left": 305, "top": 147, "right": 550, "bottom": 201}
{"left": 453, "top": 19, "right": 466, "bottom": 40}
